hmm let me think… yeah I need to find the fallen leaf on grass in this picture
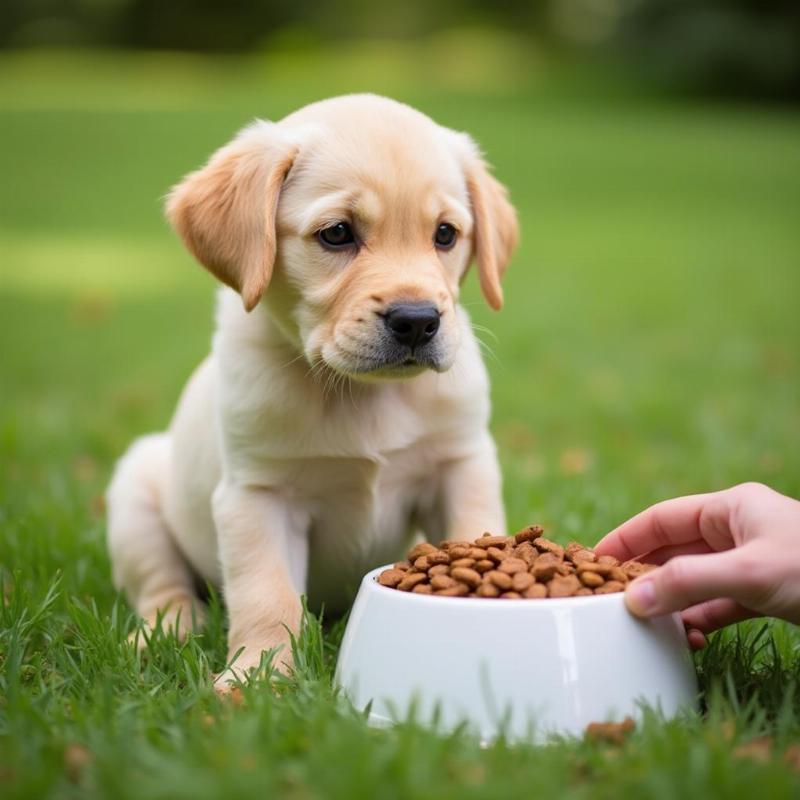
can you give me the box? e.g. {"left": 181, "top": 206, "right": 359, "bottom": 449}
{"left": 733, "top": 737, "right": 773, "bottom": 765}
{"left": 64, "top": 743, "right": 92, "bottom": 783}
{"left": 559, "top": 448, "right": 592, "bottom": 476}
{"left": 70, "top": 292, "right": 115, "bottom": 325}
{"left": 782, "top": 744, "right": 800, "bottom": 773}
{"left": 90, "top": 494, "right": 106, "bottom": 519}
{"left": 731, "top": 737, "right": 800, "bottom": 772}
{"left": 71, "top": 454, "right": 98, "bottom": 483}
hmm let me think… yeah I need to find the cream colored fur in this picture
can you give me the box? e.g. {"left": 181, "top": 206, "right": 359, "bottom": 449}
{"left": 106, "top": 94, "right": 518, "bottom": 689}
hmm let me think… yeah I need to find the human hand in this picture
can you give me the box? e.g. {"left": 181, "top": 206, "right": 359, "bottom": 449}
{"left": 595, "top": 483, "right": 800, "bottom": 648}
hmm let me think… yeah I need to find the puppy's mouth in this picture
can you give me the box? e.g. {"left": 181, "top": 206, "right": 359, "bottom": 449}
{"left": 346, "top": 349, "right": 443, "bottom": 378}
{"left": 322, "top": 342, "right": 448, "bottom": 381}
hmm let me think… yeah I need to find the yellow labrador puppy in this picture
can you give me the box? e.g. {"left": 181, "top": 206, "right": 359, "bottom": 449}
{"left": 106, "top": 94, "right": 518, "bottom": 687}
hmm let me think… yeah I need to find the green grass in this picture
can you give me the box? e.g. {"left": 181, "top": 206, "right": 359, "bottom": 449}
{"left": 2, "top": 45, "right": 800, "bottom": 798}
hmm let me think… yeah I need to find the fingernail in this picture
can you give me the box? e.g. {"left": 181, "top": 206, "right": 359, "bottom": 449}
{"left": 625, "top": 578, "right": 657, "bottom": 617}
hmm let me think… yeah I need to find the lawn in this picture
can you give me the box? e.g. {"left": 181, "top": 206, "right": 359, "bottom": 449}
{"left": 1, "top": 43, "right": 800, "bottom": 798}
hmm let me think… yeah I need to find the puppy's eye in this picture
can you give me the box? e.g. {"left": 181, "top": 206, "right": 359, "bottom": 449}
{"left": 318, "top": 222, "right": 355, "bottom": 249}
{"left": 434, "top": 222, "right": 457, "bottom": 250}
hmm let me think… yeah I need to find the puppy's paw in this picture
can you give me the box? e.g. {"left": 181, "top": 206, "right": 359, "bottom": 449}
{"left": 213, "top": 673, "right": 245, "bottom": 700}
{"left": 213, "top": 639, "right": 293, "bottom": 695}
{"left": 127, "top": 597, "right": 206, "bottom": 650}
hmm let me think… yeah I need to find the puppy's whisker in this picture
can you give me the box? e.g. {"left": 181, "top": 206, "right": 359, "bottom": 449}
{"left": 470, "top": 323, "right": 500, "bottom": 344}
{"left": 347, "top": 377, "right": 358, "bottom": 412}
{"left": 280, "top": 352, "right": 309, "bottom": 370}
{"left": 474, "top": 335, "right": 501, "bottom": 367}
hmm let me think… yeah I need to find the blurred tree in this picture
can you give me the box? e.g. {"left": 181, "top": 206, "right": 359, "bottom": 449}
{"left": 1, "top": 0, "right": 798, "bottom": 101}
{"left": 118, "top": 0, "right": 297, "bottom": 51}
{"left": 612, "top": 0, "right": 800, "bottom": 101}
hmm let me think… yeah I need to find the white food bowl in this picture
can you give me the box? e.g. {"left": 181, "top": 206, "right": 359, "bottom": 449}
{"left": 335, "top": 566, "right": 698, "bottom": 742}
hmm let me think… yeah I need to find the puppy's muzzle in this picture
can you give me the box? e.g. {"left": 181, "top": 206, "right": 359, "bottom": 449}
{"left": 383, "top": 303, "right": 440, "bottom": 351}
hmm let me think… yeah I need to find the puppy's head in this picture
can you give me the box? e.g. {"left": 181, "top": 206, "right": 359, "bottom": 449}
{"left": 167, "top": 94, "right": 518, "bottom": 380}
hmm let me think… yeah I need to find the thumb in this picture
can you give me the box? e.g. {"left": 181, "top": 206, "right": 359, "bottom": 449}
{"left": 625, "top": 548, "right": 748, "bottom": 618}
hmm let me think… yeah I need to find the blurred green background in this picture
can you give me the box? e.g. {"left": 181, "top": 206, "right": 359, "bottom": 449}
{"left": 1, "top": 2, "right": 800, "bottom": 796}
{"left": 2, "top": 1, "right": 799, "bottom": 536}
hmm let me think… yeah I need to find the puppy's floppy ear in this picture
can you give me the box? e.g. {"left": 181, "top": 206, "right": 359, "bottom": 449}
{"left": 166, "top": 121, "right": 298, "bottom": 312}
{"left": 457, "top": 134, "right": 519, "bottom": 311}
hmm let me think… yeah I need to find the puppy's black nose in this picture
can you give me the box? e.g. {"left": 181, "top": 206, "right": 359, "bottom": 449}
{"left": 384, "top": 303, "right": 440, "bottom": 349}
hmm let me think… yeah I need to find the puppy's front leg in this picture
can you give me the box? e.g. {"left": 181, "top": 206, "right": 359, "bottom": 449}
{"left": 212, "top": 482, "right": 307, "bottom": 690}
{"left": 440, "top": 435, "right": 506, "bottom": 539}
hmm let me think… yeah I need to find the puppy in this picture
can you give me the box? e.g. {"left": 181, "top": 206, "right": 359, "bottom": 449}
{"left": 106, "top": 94, "right": 518, "bottom": 687}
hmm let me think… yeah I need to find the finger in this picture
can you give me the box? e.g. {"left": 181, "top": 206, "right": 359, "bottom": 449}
{"left": 624, "top": 548, "right": 750, "bottom": 618}
{"left": 686, "top": 628, "right": 707, "bottom": 650}
{"left": 595, "top": 491, "right": 727, "bottom": 561}
{"left": 643, "top": 539, "right": 716, "bottom": 566}
{"left": 680, "top": 598, "right": 759, "bottom": 634}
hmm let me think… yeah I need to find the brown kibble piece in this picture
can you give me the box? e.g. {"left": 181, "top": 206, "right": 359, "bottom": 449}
{"left": 514, "top": 524, "right": 543, "bottom": 544}
{"left": 394, "top": 561, "right": 411, "bottom": 571}
{"left": 579, "top": 571, "right": 605, "bottom": 588}
{"left": 378, "top": 568, "right": 406, "bottom": 587}
{"left": 512, "top": 572, "right": 534, "bottom": 592}
{"left": 609, "top": 567, "right": 629, "bottom": 583}
{"left": 569, "top": 549, "right": 597, "bottom": 564}
{"left": 486, "top": 547, "right": 507, "bottom": 563}
{"left": 475, "top": 583, "right": 500, "bottom": 598}
{"left": 515, "top": 542, "right": 537, "bottom": 565}
{"left": 486, "top": 570, "right": 513, "bottom": 591}
{"left": 451, "top": 567, "right": 482, "bottom": 589}
{"left": 547, "top": 575, "right": 581, "bottom": 597}
{"left": 413, "top": 555, "right": 431, "bottom": 571}
{"left": 533, "top": 537, "right": 565, "bottom": 560}
{"left": 498, "top": 557, "right": 528, "bottom": 575}
{"left": 597, "top": 554, "right": 619, "bottom": 566}
{"left": 500, "top": 591, "right": 522, "bottom": 599}
{"left": 397, "top": 572, "right": 428, "bottom": 591}
{"left": 407, "top": 542, "right": 438, "bottom": 562}
{"left": 577, "top": 562, "right": 614, "bottom": 576}
{"left": 412, "top": 583, "right": 433, "bottom": 594}
{"left": 532, "top": 553, "right": 560, "bottom": 581}
{"left": 450, "top": 557, "right": 476, "bottom": 569}
{"left": 436, "top": 583, "right": 469, "bottom": 597}
{"left": 439, "top": 539, "right": 471, "bottom": 550}
{"left": 575, "top": 587, "right": 594, "bottom": 596}
{"left": 427, "top": 550, "right": 450, "bottom": 566}
{"left": 448, "top": 545, "right": 471, "bottom": 560}
{"left": 622, "top": 560, "right": 650, "bottom": 578}
{"left": 595, "top": 580, "right": 625, "bottom": 594}
{"left": 585, "top": 717, "right": 635, "bottom": 745}
{"left": 523, "top": 583, "right": 548, "bottom": 599}
{"left": 468, "top": 547, "right": 487, "bottom": 560}
{"left": 430, "top": 574, "right": 457, "bottom": 591}
{"left": 428, "top": 564, "right": 450, "bottom": 577}
{"left": 475, "top": 559, "right": 495, "bottom": 573}
{"left": 474, "top": 535, "right": 510, "bottom": 549}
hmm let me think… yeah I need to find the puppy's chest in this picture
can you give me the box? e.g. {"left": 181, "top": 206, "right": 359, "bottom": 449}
{"left": 302, "top": 442, "right": 441, "bottom": 611}
{"left": 230, "top": 384, "right": 451, "bottom": 464}
{"left": 286, "top": 433, "right": 440, "bottom": 511}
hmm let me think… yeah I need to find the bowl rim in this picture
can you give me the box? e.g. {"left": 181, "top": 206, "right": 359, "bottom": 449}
{"left": 361, "top": 565, "right": 632, "bottom": 612}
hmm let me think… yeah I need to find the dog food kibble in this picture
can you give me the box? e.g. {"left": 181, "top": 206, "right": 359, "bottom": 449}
{"left": 379, "top": 526, "right": 656, "bottom": 599}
